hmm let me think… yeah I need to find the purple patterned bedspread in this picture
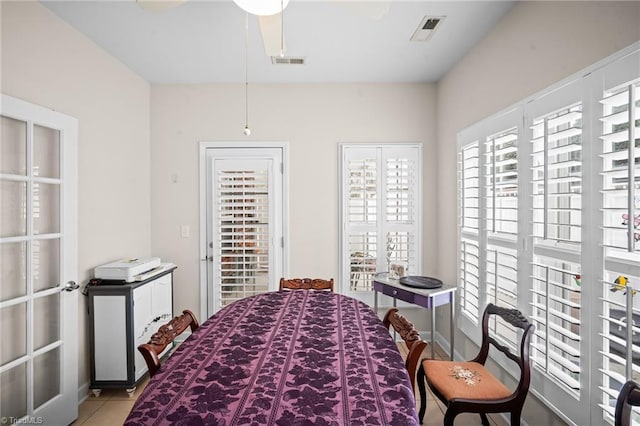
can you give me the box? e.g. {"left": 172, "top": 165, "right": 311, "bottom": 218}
{"left": 125, "top": 291, "right": 419, "bottom": 425}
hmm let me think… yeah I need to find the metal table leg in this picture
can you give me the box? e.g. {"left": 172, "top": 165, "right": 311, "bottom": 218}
{"left": 450, "top": 294, "right": 455, "bottom": 360}
{"left": 431, "top": 304, "right": 436, "bottom": 359}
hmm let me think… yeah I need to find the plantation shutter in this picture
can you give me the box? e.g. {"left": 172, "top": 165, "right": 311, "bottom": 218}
{"left": 341, "top": 145, "right": 421, "bottom": 301}
{"left": 484, "top": 122, "right": 520, "bottom": 317}
{"left": 458, "top": 140, "right": 481, "bottom": 324}
{"left": 598, "top": 50, "right": 640, "bottom": 424}
{"left": 527, "top": 79, "right": 586, "bottom": 420}
{"left": 383, "top": 149, "right": 419, "bottom": 276}
{"left": 345, "top": 148, "right": 378, "bottom": 292}
{"left": 213, "top": 159, "right": 272, "bottom": 308}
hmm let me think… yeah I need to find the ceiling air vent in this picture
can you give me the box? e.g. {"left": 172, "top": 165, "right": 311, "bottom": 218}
{"left": 271, "top": 56, "right": 306, "bottom": 65}
{"left": 410, "top": 15, "right": 445, "bottom": 42}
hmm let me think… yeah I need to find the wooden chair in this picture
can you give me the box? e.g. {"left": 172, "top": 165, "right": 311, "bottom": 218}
{"left": 417, "top": 303, "right": 535, "bottom": 426}
{"left": 137, "top": 309, "right": 199, "bottom": 377}
{"left": 383, "top": 308, "right": 428, "bottom": 394}
{"left": 279, "top": 277, "right": 334, "bottom": 292}
{"left": 615, "top": 380, "right": 640, "bottom": 426}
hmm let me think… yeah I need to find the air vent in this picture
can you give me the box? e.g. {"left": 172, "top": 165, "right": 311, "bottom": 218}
{"left": 410, "top": 15, "right": 445, "bottom": 42}
{"left": 271, "top": 56, "right": 306, "bottom": 65}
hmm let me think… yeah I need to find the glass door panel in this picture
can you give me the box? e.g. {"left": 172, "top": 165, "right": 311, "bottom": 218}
{"left": 33, "top": 294, "right": 60, "bottom": 350}
{"left": 33, "top": 349, "right": 60, "bottom": 410}
{"left": 33, "top": 125, "right": 60, "bottom": 178}
{"left": 33, "top": 182, "right": 60, "bottom": 235}
{"left": 0, "top": 180, "right": 27, "bottom": 238}
{"left": 1, "top": 364, "right": 27, "bottom": 419}
{"left": 1, "top": 115, "right": 27, "bottom": 175}
{"left": 1, "top": 242, "right": 27, "bottom": 301}
{"left": 0, "top": 303, "right": 27, "bottom": 365}
{"left": 33, "top": 239, "right": 60, "bottom": 292}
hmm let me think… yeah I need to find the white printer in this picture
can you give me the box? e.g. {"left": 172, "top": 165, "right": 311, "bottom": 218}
{"left": 94, "top": 257, "right": 163, "bottom": 283}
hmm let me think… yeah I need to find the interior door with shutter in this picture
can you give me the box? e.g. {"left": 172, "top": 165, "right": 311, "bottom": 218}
{"left": 0, "top": 95, "right": 78, "bottom": 425}
{"left": 204, "top": 147, "right": 284, "bottom": 316}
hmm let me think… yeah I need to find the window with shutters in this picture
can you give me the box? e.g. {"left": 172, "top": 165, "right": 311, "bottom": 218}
{"left": 529, "top": 101, "right": 583, "bottom": 396}
{"left": 599, "top": 76, "right": 640, "bottom": 423}
{"left": 340, "top": 145, "right": 421, "bottom": 301}
{"left": 455, "top": 45, "right": 640, "bottom": 425}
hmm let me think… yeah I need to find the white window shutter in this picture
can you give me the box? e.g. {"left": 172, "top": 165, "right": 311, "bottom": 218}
{"left": 214, "top": 161, "right": 271, "bottom": 307}
{"left": 598, "top": 54, "right": 640, "bottom": 424}
{"left": 458, "top": 141, "right": 481, "bottom": 324}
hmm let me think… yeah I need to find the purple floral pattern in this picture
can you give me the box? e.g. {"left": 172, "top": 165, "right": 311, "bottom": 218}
{"left": 125, "top": 291, "right": 418, "bottom": 425}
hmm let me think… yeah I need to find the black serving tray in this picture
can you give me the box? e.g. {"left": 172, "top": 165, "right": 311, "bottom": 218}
{"left": 399, "top": 276, "right": 443, "bottom": 289}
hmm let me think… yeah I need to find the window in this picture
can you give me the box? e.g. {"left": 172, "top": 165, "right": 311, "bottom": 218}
{"left": 599, "top": 64, "right": 640, "bottom": 423}
{"left": 340, "top": 144, "right": 421, "bottom": 302}
{"left": 456, "top": 44, "right": 640, "bottom": 425}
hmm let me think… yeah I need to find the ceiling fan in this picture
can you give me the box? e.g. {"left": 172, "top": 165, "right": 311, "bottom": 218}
{"left": 136, "top": 0, "right": 390, "bottom": 58}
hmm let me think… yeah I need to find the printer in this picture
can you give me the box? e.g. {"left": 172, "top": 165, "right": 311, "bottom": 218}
{"left": 94, "top": 257, "right": 163, "bottom": 283}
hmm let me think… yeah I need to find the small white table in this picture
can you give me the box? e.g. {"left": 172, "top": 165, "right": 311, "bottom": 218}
{"left": 373, "top": 273, "right": 456, "bottom": 360}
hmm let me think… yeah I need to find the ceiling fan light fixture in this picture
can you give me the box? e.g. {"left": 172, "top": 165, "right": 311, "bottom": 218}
{"left": 233, "top": 0, "right": 290, "bottom": 16}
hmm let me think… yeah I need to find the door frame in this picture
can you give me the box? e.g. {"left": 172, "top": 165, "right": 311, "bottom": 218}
{"left": 198, "top": 142, "right": 289, "bottom": 320}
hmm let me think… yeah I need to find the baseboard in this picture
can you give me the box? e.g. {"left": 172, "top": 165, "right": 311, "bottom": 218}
{"left": 78, "top": 381, "right": 91, "bottom": 405}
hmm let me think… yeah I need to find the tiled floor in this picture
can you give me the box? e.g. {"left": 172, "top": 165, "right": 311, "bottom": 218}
{"left": 73, "top": 379, "right": 148, "bottom": 426}
{"left": 74, "top": 342, "right": 507, "bottom": 425}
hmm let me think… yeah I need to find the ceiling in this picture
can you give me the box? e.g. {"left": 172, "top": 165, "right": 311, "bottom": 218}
{"left": 42, "top": 0, "right": 515, "bottom": 84}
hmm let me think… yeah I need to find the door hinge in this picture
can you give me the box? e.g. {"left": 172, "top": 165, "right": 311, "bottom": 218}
{"left": 281, "top": 237, "right": 284, "bottom": 248}
{"left": 281, "top": 162, "right": 284, "bottom": 174}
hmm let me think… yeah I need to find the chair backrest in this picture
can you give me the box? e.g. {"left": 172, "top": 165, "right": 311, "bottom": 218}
{"left": 137, "top": 309, "right": 199, "bottom": 377}
{"left": 382, "top": 308, "right": 426, "bottom": 394}
{"left": 472, "top": 303, "right": 535, "bottom": 402}
{"left": 615, "top": 380, "right": 640, "bottom": 426}
{"left": 382, "top": 308, "right": 421, "bottom": 350}
{"left": 279, "top": 278, "right": 334, "bottom": 292}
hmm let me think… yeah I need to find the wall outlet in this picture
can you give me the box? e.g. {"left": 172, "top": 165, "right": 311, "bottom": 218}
{"left": 180, "top": 225, "right": 190, "bottom": 238}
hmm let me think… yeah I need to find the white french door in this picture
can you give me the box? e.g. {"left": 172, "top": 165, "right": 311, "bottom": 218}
{"left": 0, "top": 95, "right": 78, "bottom": 425}
{"left": 200, "top": 145, "right": 286, "bottom": 318}
{"left": 339, "top": 144, "right": 422, "bottom": 305}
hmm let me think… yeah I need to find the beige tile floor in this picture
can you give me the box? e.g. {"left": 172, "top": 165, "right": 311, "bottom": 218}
{"left": 74, "top": 342, "right": 507, "bottom": 425}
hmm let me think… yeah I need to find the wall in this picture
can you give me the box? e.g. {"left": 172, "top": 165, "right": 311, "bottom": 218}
{"left": 436, "top": 1, "right": 640, "bottom": 425}
{"left": 1, "top": 1, "right": 151, "bottom": 392}
{"left": 150, "top": 83, "right": 437, "bottom": 317}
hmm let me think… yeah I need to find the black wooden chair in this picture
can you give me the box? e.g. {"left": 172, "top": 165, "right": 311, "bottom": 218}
{"left": 417, "top": 303, "right": 534, "bottom": 425}
{"left": 615, "top": 380, "right": 640, "bottom": 426}
{"left": 137, "top": 309, "right": 199, "bottom": 377}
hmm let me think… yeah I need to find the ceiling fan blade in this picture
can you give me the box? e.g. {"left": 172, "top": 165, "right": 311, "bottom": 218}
{"left": 329, "top": 0, "right": 390, "bottom": 21}
{"left": 136, "top": 0, "right": 187, "bottom": 13}
{"left": 258, "top": 14, "right": 286, "bottom": 58}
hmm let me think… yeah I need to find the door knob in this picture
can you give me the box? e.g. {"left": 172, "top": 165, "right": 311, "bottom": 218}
{"left": 63, "top": 281, "right": 80, "bottom": 292}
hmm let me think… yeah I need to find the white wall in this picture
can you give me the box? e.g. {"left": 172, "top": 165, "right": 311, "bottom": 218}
{"left": 436, "top": 1, "right": 640, "bottom": 424}
{"left": 1, "top": 1, "right": 151, "bottom": 389}
{"left": 150, "top": 83, "right": 437, "bottom": 316}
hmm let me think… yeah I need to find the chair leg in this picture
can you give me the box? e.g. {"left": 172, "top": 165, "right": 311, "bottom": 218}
{"left": 444, "top": 409, "right": 458, "bottom": 426}
{"left": 480, "top": 413, "right": 490, "bottom": 426}
{"left": 417, "top": 364, "right": 427, "bottom": 424}
{"left": 510, "top": 409, "right": 522, "bottom": 426}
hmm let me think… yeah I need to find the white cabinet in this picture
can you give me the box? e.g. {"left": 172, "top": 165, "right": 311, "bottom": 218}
{"left": 88, "top": 267, "right": 175, "bottom": 397}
